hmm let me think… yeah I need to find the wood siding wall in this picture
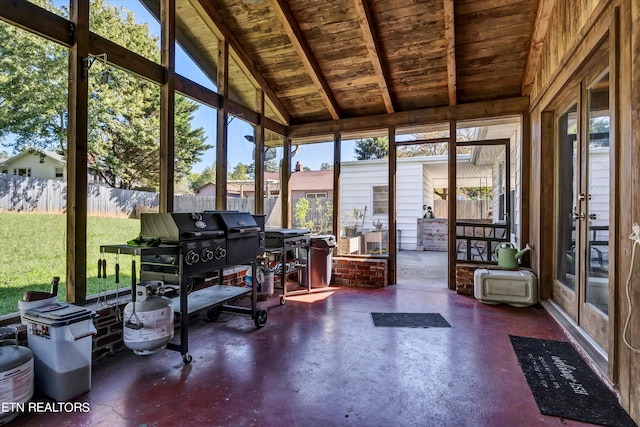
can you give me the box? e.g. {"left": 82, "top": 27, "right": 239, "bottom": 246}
{"left": 529, "top": 0, "right": 639, "bottom": 421}
{"left": 530, "top": 0, "right": 607, "bottom": 102}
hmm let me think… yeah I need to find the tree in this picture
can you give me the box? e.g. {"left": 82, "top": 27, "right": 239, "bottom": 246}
{"left": 189, "top": 163, "right": 216, "bottom": 191}
{"left": 229, "top": 162, "right": 249, "bottom": 180}
{"left": 320, "top": 162, "right": 333, "bottom": 170}
{"left": 354, "top": 137, "right": 388, "bottom": 160}
{"left": 0, "top": 0, "right": 210, "bottom": 189}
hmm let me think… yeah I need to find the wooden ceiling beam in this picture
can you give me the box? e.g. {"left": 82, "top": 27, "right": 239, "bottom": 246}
{"left": 194, "top": 0, "right": 291, "bottom": 125}
{"left": 0, "top": 0, "right": 73, "bottom": 46}
{"left": 268, "top": 0, "right": 341, "bottom": 120}
{"left": 521, "top": 0, "right": 555, "bottom": 96}
{"left": 288, "top": 96, "right": 530, "bottom": 139}
{"left": 443, "top": 0, "right": 457, "bottom": 106}
{"left": 353, "top": 0, "right": 394, "bottom": 113}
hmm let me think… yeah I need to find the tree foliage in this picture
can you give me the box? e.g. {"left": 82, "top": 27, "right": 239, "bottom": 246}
{"left": 0, "top": 0, "right": 210, "bottom": 189}
{"left": 354, "top": 137, "right": 388, "bottom": 160}
{"left": 229, "top": 162, "right": 249, "bottom": 180}
{"left": 189, "top": 163, "right": 216, "bottom": 191}
{"left": 320, "top": 162, "right": 333, "bottom": 170}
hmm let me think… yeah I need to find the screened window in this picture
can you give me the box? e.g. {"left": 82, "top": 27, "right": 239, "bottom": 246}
{"left": 373, "top": 185, "right": 388, "bottom": 214}
{"left": 306, "top": 192, "right": 327, "bottom": 199}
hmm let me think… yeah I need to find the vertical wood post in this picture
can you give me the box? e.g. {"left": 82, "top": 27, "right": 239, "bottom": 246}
{"left": 333, "top": 132, "right": 341, "bottom": 238}
{"left": 447, "top": 120, "right": 457, "bottom": 290}
{"left": 66, "top": 0, "right": 89, "bottom": 304}
{"left": 216, "top": 40, "right": 229, "bottom": 210}
{"left": 255, "top": 90, "right": 265, "bottom": 214}
{"left": 159, "top": 0, "right": 175, "bottom": 213}
{"left": 388, "top": 126, "right": 397, "bottom": 284}
{"left": 282, "top": 136, "right": 292, "bottom": 228}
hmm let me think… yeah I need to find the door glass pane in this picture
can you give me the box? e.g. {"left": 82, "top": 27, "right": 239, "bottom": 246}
{"left": 586, "top": 73, "right": 610, "bottom": 314}
{"left": 455, "top": 144, "right": 507, "bottom": 262}
{"left": 556, "top": 103, "right": 578, "bottom": 291}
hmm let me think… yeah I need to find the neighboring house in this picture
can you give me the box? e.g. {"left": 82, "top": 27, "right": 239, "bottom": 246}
{"left": 195, "top": 182, "right": 243, "bottom": 198}
{"left": 195, "top": 162, "right": 333, "bottom": 201}
{"left": 0, "top": 148, "right": 66, "bottom": 180}
{"left": 0, "top": 148, "right": 114, "bottom": 185}
{"left": 263, "top": 163, "right": 333, "bottom": 200}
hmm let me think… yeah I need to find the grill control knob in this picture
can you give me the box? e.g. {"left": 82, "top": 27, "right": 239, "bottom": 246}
{"left": 201, "top": 248, "right": 214, "bottom": 262}
{"left": 214, "top": 247, "right": 227, "bottom": 260}
{"left": 185, "top": 250, "right": 200, "bottom": 265}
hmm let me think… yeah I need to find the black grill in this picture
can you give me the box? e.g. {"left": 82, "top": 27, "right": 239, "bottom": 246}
{"left": 138, "top": 211, "right": 264, "bottom": 280}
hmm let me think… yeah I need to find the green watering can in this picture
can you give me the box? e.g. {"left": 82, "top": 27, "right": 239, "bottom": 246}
{"left": 495, "top": 242, "right": 532, "bottom": 269}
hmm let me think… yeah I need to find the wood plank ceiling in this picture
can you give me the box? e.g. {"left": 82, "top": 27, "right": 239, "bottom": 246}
{"left": 159, "top": 0, "right": 543, "bottom": 127}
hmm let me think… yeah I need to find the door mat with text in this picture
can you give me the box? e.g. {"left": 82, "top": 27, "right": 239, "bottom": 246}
{"left": 510, "top": 335, "right": 636, "bottom": 427}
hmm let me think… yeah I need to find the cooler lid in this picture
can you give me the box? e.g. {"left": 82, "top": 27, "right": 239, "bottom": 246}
{"left": 310, "top": 234, "right": 337, "bottom": 247}
{"left": 23, "top": 303, "right": 96, "bottom": 327}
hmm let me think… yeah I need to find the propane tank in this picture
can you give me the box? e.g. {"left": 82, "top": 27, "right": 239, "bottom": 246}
{"left": 0, "top": 328, "right": 34, "bottom": 425}
{"left": 123, "top": 281, "right": 174, "bottom": 356}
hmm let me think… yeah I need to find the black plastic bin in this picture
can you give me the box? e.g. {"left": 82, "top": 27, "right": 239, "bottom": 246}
{"left": 310, "top": 235, "right": 337, "bottom": 288}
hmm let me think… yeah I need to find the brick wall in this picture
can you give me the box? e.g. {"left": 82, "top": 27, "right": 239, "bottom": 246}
{"left": 332, "top": 256, "right": 388, "bottom": 288}
{"left": 455, "top": 263, "right": 494, "bottom": 296}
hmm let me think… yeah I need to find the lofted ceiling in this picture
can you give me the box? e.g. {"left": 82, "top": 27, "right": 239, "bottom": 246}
{"left": 143, "top": 0, "right": 547, "bottom": 127}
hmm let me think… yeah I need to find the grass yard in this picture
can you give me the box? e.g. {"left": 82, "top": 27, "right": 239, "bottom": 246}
{"left": 0, "top": 212, "right": 140, "bottom": 316}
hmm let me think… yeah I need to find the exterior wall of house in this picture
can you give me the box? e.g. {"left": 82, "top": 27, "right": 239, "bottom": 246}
{"left": 342, "top": 157, "right": 441, "bottom": 251}
{"left": 511, "top": 130, "right": 521, "bottom": 248}
{"left": 2, "top": 154, "right": 65, "bottom": 180}
{"left": 340, "top": 158, "right": 388, "bottom": 235}
{"left": 197, "top": 184, "right": 216, "bottom": 197}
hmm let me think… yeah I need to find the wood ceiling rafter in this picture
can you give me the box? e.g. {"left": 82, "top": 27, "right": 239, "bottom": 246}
{"left": 443, "top": 0, "right": 457, "bottom": 106}
{"left": 194, "top": 0, "right": 291, "bottom": 125}
{"left": 353, "top": 0, "right": 394, "bottom": 113}
{"left": 522, "top": 0, "right": 555, "bottom": 96}
{"left": 268, "top": 0, "right": 341, "bottom": 120}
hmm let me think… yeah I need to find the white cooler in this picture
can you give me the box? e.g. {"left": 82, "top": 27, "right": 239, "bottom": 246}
{"left": 474, "top": 269, "right": 538, "bottom": 307}
{"left": 23, "top": 303, "right": 97, "bottom": 401}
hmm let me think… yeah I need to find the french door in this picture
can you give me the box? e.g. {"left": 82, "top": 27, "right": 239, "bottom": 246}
{"left": 554, "top": 69, "right": 611, "bottom": 353}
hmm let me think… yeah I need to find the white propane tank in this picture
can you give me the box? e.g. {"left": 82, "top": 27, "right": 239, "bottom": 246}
{"left": 123, "top": 281, "right": 174, "bottom": 356}
{"left": 0, "top": 328, "right": 34, "bottom": 425}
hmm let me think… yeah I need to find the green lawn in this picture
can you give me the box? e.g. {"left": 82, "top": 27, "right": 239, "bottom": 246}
{"left": 0, "top": 212, "right": 140, "bottom": 316}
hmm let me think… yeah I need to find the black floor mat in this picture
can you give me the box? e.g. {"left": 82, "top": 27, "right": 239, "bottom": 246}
{"left": 510, "top": 335, "right": 637, "bottom": 427}
{"left": 371, "top": 312, "right": 451, "bottom": 328}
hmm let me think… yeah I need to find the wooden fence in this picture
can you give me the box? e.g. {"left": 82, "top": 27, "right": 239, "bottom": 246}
{"left": 434, "top": 199, "right": 491, "bottom": 219}
{"left": 0, "top": 174, "right": 276, "bottom": 217}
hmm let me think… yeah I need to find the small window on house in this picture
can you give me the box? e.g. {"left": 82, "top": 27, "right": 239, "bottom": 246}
{"left": 305, "top": 192, "right": 327, "bottom": 199}
{"left": 55, "top": 168, "right": 63, "bottom": 178}
{"left": 373, "top": 185, "right": 388, "bottom": 214}
{"left": 1, "top": 169, "right": 7, "bottom": 174}
{"left": 15, "top": 168, "right": 31, "bottom": 177}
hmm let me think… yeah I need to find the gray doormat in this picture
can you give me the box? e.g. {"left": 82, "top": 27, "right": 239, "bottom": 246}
{"left": 510, "top": 335, "right": 637, "bottom": 427}
{"left": 371, "top": 312, "right": 451, "bottom": 328}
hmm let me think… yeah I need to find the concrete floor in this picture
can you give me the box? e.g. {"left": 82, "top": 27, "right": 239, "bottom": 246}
{"left": 396, "top": 250, "right": 448, "bottom": 287}
{"left": 13, "top": 251, "right": 602, "bottom": 427}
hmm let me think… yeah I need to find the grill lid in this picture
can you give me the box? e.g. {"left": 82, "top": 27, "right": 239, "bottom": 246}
{"left": 214, "top": 211, "right": 261, "bottom": 236}
{"left": 140, "top": 212, "right": 224, "bottom": 242}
